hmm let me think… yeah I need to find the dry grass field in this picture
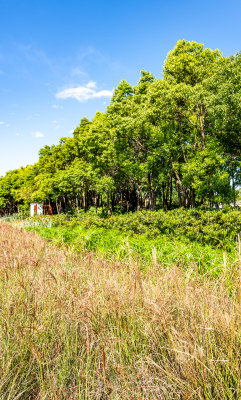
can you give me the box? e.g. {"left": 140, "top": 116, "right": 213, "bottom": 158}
{"left": 1, "top": 222, "right": 241, "bottom": 399}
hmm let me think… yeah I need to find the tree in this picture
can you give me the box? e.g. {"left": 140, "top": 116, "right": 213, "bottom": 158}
{"left": 0, "top": 41, "right": 240, "bottom": 215}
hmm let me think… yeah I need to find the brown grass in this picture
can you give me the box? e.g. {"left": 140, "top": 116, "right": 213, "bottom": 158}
{"left": 0, "top": 222, "right": 241, "bottom": 399}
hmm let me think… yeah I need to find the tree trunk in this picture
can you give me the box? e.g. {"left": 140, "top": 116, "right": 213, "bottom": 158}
{"left": 162, "top": 182, "right": 167, "bottom": 210}
{"left": 111, "top": 193, "right": 115, "bottom": 213}
{"left": 169, "top": 175, "right": 173, "bottom": 209}
{"left": 95, "top": 190, "right": 98, "bottom": 213}
{"left": 165, "top": 178, "right": 170, "bottom": 210}
{"left": 107, "top": 191, "right": 111, "bottom": 216}
{"left": 172, "top": 164, "right": 187, "bottom": 208}
{"left": 63, "top": 196, "right": 66, "bottom": 212}
{"left": 137, "top": 183, "right": 142, "bottom": 211}
{"left": 191, "top": 188, "right": 195, "bottom": 208}
{"left": 56, "top": 200, "right": 62, "bottom": 214}
{"left": 101, "top": 195, "right": 104, "bottom": 213}
{"left": 82, "top": 192, "right": 86, "bottom": 213}
{"left": 149, "top": 189, "right": 156, "bottom": 211}
{"left": 144, "top": 194, "right": 149, "bottom": 210}
{"left": 148, "top": 173, "right": 156, "bottom": 211}
{"left": 233, "top": 174, "right": 236, "bottom": 206}
{"left": 76, "top": 194, "right": 79, "bottom": 214}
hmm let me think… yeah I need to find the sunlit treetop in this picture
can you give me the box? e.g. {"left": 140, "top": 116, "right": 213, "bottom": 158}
{"left": 163, "top": 40, "right": 222, "bottom": 86}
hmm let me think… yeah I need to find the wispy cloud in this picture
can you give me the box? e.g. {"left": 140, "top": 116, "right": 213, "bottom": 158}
{"left": 56, "top": 81, "right": 113, "bottom": 102}
{"left": 26, "top": 113, "right": 40, "bottom": 121}
{"left": 18, "top": 44, "right": 52, "bottom": 67}
{"left": 77, "top": 46, "right": 106, "bottom": 64}
{"left": 71, "top": 67, "right": 87, "bottom": 77}
{"left": 0, "top": 121, "right": 9, "bottom": 127}
{"left": 32, "top": 131, "right": 44, "bottom": 138}
{"left": 52, "top": 120, "right": 60, "bottom": 130}
{"left": 51, "top": 104, "right": 63, "bottom": 109}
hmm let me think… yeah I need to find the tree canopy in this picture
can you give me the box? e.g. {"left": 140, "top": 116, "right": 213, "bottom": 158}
{"left": 0, "top": 40, "right": 241, "bottom": 216}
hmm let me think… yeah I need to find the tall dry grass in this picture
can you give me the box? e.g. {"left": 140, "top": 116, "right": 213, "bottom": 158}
{"left": 0, "top": 222, "right": 241, "bottom": 399}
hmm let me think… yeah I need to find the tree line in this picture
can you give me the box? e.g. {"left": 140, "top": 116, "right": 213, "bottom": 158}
{"left": 0, "top": 40, "right": 241, "bottom": 216}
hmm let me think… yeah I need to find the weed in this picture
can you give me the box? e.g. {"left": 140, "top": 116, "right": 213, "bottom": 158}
{"left": 0, "top": 222, "right": 241, "bottom": 398}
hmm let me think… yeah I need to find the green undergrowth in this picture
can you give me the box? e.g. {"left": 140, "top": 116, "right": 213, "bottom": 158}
{"left": 20, "top": 207, "right": 241, "bottom": 277}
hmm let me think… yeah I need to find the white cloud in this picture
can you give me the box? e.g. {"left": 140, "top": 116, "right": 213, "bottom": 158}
{"left": 86, "top": 81, "right": 97, "bottom": 89}
{"left": 32, "top": 131, "right": 44, "bottom": 138}
{"left": 51, "top": 104, "right": 63, "bottom": 109}
{"left": 56, "top": 81, "right": 113, "bottom": 102}
{"left": 0, "top": 121, "right": 10, "bottom": 127}
{"left": 16, "top": 133, "right": 20, "bottom": 136}
{"left": 68, "top": 129, "right": 74, "bottom": 134}
{"left": 94, "top": 90, "right": 113, "bottom": 98}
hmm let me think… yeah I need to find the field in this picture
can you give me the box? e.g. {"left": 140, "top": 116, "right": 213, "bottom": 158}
{"left": 1, "top": 209, "right": 241, "bottom": 399}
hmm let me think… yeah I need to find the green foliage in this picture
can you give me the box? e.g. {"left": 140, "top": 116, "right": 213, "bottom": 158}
{"left": 163, "top": 39, "right": 221, "bottom": 85}
{"left": 32, "top": 207, "right": 240, "bottom": 247}
{"left": 0, "top": 40, "right": 241, "bottom": 215}
{"left": 22, "top": 208, "right": 241, "bottom": 276}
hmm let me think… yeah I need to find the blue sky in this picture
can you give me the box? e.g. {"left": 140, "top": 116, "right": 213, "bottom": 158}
{"left": 0, "top": 0, "right": 241, "bottom": 176}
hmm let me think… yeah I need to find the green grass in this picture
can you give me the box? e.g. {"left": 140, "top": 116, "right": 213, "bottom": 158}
{"left": 19, "top": 207, "right": 240, "bottom": 278}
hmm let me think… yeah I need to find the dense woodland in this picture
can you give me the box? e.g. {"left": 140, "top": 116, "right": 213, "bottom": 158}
{"left": 0, "top": 40, "right": 241, "bottom": 216}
